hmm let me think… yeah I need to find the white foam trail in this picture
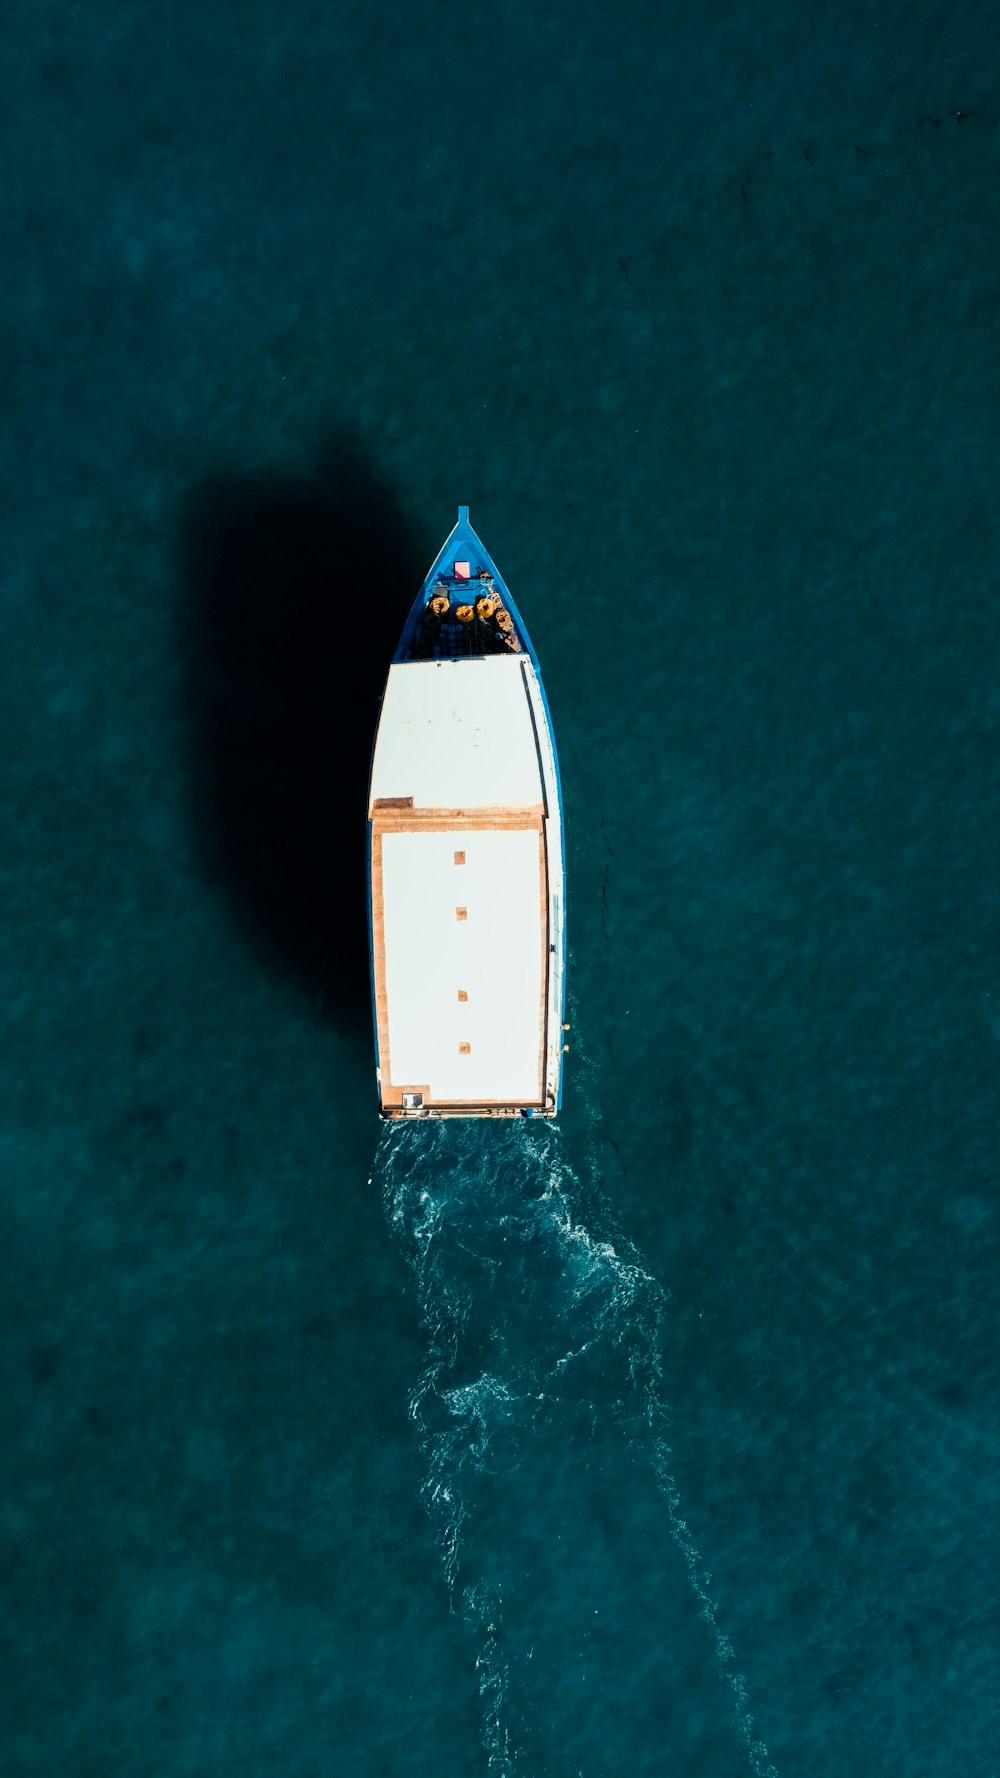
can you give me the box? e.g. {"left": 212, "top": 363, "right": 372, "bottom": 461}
{"left": 376, "top": 1106, "right": 778, "bottom": 1778}
{"left": 378, "top": 1122, "right": 521, "bottom": 1774}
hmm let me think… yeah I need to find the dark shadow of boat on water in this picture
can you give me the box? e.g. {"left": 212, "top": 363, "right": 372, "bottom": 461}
{"left": 177, "top": 432, "right": 424, "bottom": 1036}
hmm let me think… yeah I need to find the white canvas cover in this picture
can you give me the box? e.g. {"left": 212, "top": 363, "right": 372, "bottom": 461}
{"left": 369, "top": 652, "right": 561, "bottom": 1114}
{"left": 379, "top": 826, "right": 545, "bottom": 1104}
{"left": 368, "top": 657, "right": 543, "bottom": 813}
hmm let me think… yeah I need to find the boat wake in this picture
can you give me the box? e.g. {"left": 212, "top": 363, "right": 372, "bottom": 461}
{"left": 374, "top": 1117, "right": 777, "bottom": 1777}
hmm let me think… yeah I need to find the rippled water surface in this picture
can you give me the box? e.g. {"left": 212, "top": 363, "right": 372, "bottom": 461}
{"left": 377, "top": 1117, "right": 775, "bottom": 1774}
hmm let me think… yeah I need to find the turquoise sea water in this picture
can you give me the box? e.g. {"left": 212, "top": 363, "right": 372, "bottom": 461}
{"left": 3, "top": 5, "right": 999, "bottom": 1773}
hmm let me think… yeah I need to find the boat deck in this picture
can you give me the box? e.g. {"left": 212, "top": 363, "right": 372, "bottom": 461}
{"left": 406, "top": 573, "right": 525, "bottom": 661}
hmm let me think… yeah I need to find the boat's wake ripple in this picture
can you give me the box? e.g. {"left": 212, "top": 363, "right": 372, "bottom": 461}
{"left": 375, "top": 1118, "right": 776, "bottom": 1778}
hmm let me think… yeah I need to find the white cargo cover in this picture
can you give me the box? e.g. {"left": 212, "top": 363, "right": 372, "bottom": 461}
{"left": 369, "top": 654, "right": 563, "bottom": 1115}
{"left": 368, "top": 657, "right": 543, "bottom": 814}
{"left": 380, "top": 826, "right": 544, "bottom": 1104}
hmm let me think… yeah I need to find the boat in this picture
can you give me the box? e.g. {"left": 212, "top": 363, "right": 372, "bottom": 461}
{"left": 367, "top": 506, "right": 566, "bottom": 1119}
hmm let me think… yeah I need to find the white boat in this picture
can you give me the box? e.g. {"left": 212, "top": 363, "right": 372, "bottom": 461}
{"left": 367, "top": 507, "right": 566, "bottom": 1119}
